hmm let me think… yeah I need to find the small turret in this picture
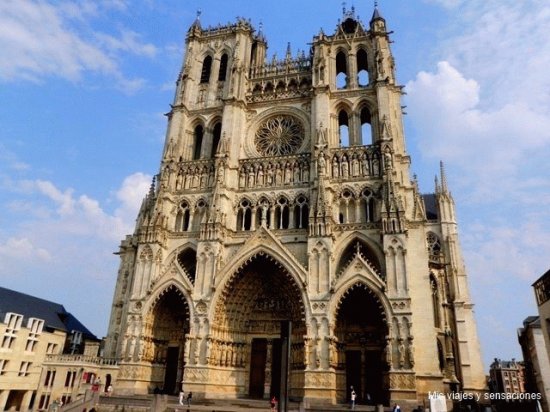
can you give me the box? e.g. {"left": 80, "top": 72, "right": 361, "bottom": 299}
{"left": 370, "top": 1, "right": 386, "bottom": 32}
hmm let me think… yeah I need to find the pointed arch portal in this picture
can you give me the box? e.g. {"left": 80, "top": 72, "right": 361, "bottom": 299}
{"left": 334, "top": 282, "right": 389, "bottom": 405}
{"left": 144, "top": 286, "right": 190, "bottom": 394}
{"left": 212, "top": 253, "right": 306, "bottom": 399}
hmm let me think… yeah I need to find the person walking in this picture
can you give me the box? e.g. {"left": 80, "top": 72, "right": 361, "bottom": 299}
{"left": 186, "top": 391, "right": 193, "bottom": 407}
{"left": 392, "top": 403, "right": 401, "bottom": 412}
{"left": 350, "top": 386, "right": 356, "bottom": 410}
{"left": 270, "top": 395, "right": 278, "bottom": 412}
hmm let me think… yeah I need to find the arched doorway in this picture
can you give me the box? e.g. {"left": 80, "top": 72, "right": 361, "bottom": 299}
{"left": 334, "top": 283, "right": 388, "bottom": 405}
{"left": 143, "top": 285, "right": 190, "bottom": 394}
{"left": 212, "top": 253, "right": 306, "bottom": 399}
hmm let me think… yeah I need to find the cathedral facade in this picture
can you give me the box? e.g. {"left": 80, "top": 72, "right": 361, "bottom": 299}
{"left": 104, "top": 6, "right": 486, "bottom": 408}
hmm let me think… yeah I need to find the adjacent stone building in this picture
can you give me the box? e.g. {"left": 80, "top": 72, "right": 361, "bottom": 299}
{"left": 103, "top": 6, "right": 487, "bottom": 408}
{"left": 0, "top": 286, "right": 99, "bottom": 411}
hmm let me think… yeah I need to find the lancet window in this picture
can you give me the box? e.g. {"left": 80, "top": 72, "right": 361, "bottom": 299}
{"left": 177, "top": 248, "right": 197, "bottom": 284}
{"left": 360, "top": 106, "right": 373, "bottom": 145}
{"left": 211, "top": 122, "right": 222, "bottom": 158}
{"left": 338, "top": 187, "right": 377, "bottom": 224}
{"left": 193, "top": 125, "right": 204, "bottom": 160}
{"left": 293, "top": 195, "right": 309, "bottom": 229}
{"left": 427, "top": 232, "right": 442, "bottom": 261}
{"left": 200, "top": 55, "right": 213, "bottom": 83}
{"left": 336, "top": 51, "right": 348, "bottom": 89}
{"left": 175, "top": 201, "right": 191, "bottom": 231}
{"left": 357, "top": 48, "right": 369, "bottom": 86}
{"left": 218, "top": 53, "right": 228, "bottom": 82}
{"left": 338, "top": 110, "right": 350, "bottom": 147}
{"left": 193, "top": 199, "right": 208, "bottom": 231}
{"left": 274, "top": 197, "right": 290, "bottom": 229}
{"left": 236, "top": 199, "right": 253, "bottom": 231}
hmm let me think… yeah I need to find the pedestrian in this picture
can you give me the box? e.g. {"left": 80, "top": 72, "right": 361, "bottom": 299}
{"left": 179, "top": 387, "right": 185, "bottom": 405}
{"left": 392, "top": 403, "right": 401, "bottom": 412}
{"left": 270, "top": 395, "right": 278, "bottom": 412}
{"left": 107, "top": 384, "right": 113, "bottom": 396}
{"left": 350, "top": 386, "right": 356, "bottom": 410}
{"left": 186, "top": 391, "right": 192, "bottom": 407}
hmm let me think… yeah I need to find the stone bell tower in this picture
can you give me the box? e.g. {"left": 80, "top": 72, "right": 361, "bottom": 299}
{"left": 104, "top": 5, "right": 486, "bottom": 409}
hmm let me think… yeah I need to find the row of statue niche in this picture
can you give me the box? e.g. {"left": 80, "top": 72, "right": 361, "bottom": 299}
{"left": 162, "top": 164, "right": 215, "bottom": 191}
{"left": 330, "top": 151, "right": 381, "bottom": 179}
{"left": 239, "top": 159, "right": 310, "bottom": 188}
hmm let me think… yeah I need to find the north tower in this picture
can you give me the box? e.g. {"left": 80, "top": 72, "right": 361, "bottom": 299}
{"left": 104, "top": 6, "right": 486, "bottom": 408}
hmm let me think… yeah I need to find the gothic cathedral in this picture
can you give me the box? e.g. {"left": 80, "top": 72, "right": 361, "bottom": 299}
{"left": 104, "top": 6, "right": 486, "bottom": 408}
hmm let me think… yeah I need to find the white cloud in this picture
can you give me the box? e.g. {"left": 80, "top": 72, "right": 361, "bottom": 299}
{"left": 0, "top": 0, "right": 154, "bottom": 91}
{"left": 0, "top": 237, "right": 51, "bottom": 261}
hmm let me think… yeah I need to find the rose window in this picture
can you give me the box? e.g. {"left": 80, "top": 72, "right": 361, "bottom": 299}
{"left": 254, "top": 115, "right": 304, "bottom": 156}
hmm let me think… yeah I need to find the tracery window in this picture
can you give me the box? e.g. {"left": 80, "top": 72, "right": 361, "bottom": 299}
{"left": 254, "top": 115, "right": 304, "bottom": 156}
{"left": 338, "top": 189, "right": 354, "bottom": 223}
{"left": 427, "top": 232, "right": 442, "bottom": 258}
{"left": 274, "top": 197, "right": 290, "bottom": 229}
{"left": 175, "top": 201, "right": 191, "bottom": 232}
{"left": 293, "top": 195, "right": 309, "bottom": 229}
{"left": 237, "top": 199, "right": 253, "bottom": 231}
{"left": 193, "top": 199, "right": 207, "bottom": 231}
{"left": 200, "top": 55, "right": 213, "bottom": 83}
{"left": 361, "top": 188, "right": 375, "bottom": 222}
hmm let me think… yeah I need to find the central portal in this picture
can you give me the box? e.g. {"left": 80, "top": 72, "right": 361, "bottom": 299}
{"left": 212, "top": 253, "right": 306, "bottom": 398}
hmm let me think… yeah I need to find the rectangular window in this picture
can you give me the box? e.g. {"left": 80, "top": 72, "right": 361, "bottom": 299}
{"left": 2, "top": 312, "right": 23, "bottom": 350}
{"left": 25, "top": 318, "right": 43, "bottom": 353}
{"left": 64, "top": 371, "right": 72, "bottom": 387}
{"left": 0, "top": 359, "right": 8, "bottom": 375}
{"left": 18, "top": 361, "right": 31, "bottom": 377}
{"left": 38, "top": 394, "right": 50, "bottom": 410}
{"left": 46, "top": 343, "right": 59, "bottom": 354}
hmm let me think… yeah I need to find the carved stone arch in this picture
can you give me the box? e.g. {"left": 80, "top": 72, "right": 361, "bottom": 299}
{"left": 139, "top": 245, "right": 154, "bottom": 262}
{"left": 331, "top": 278, "right": 391, "bottom": 327}
{"left": 206, "top": 114, "right": 223, "bottom": 131}
{"left": 189, "top": 115, "right": 207, "bottom": 129}
{"left": 210, "top": 244, "right": 310, "bottom": 321}
{"left": 144, "top": 282, "right": 193, "bottom": 321}
{"left": 333, "top": 99, "right": 353, "bottom": 116}
{"left": 245, "top": 106, "right": 311, "bottom": 158}
{"left": 334, "top": 232, "right": 384, "bottom": 275}
{"left": 334, "top": 184, "right": 358, "bottom": 199}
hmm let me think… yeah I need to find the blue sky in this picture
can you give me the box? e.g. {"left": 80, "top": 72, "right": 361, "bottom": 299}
{"left": 1, "top": 0, "right": 549, "bottom": 371}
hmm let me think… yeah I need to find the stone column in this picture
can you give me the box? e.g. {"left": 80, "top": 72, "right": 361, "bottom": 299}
{"left": 0, "top": 390, "right": 10, "bottom": 412}
{"left": 21, "top": 390, "right": 34, "bottom": 412}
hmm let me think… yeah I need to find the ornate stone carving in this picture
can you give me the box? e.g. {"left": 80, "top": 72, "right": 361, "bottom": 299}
{"left": 254, "top": 115, "right": 304, "bottom": 156}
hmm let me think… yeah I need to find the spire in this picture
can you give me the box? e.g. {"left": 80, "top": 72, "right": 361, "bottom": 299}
{"left": 188, "top": 9, "right": 202, "bottom": 34}
{"left": 370, "top": 0, "right": 385, "bottom": 25}
{"left": 285, "top": 42, "right": 292, "bottom": 61}
{"left": 257, "top": 21, "right": 266, "bottom": 42}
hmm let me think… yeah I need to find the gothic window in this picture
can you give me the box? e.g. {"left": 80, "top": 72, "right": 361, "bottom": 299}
{"left": 211, "top": 122, "right": 222, "bottom": 158}
{"left": 427, "top": 232, "right": 442, "bottom": 258}
{"left": 274, "top": 197, "right": 290, "bottom": 229}
{"left": 431, "top": 274, "right": 441, "bottom": 328}
{"left": 339, "top": 189, "right": 354, "bottom": 223}
{"left": 200, "top": 55, "right": 213, "bottom": 83}
{"left": 237, "top": 199, "right": 253, "bottom": 231}
{"left": 193, "top": 125, "right": 204, "bottom": 160}
{"left": 218, "top": 53, "right": 228, "bottom": 82}
{"left": 175, "top": 201, "right": 191, "bottom": 231}
{"left": 276, "top": 81, "right": 285, "bottom": 94}
{"left": 361, "top": 188, "right": 375, "bottom": 222}
{"left": 193, "top": 199, "right": 207, "bottom": 231}
{"left": 357, "top": 49, "right": 369, "bottom": 86}
{"left": 254, "top": 115, "right": 304, "bottom": 156}
{"left": 360, "top": 106, "right": 373, "bottom": 145}
{"left": 177, "top": 248, "right": 197, "bottom": 284}
{"left": 338, "top": 110, "right": 350, "bottom": 147}
{"left": 336, "top": 51, "right": 348, "bottom": 89}
{"left": 264, "top": 82, "right": 274, "bottom": 94}
{"left": 293, "top": 195, "right": 309, "bottom": 229}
